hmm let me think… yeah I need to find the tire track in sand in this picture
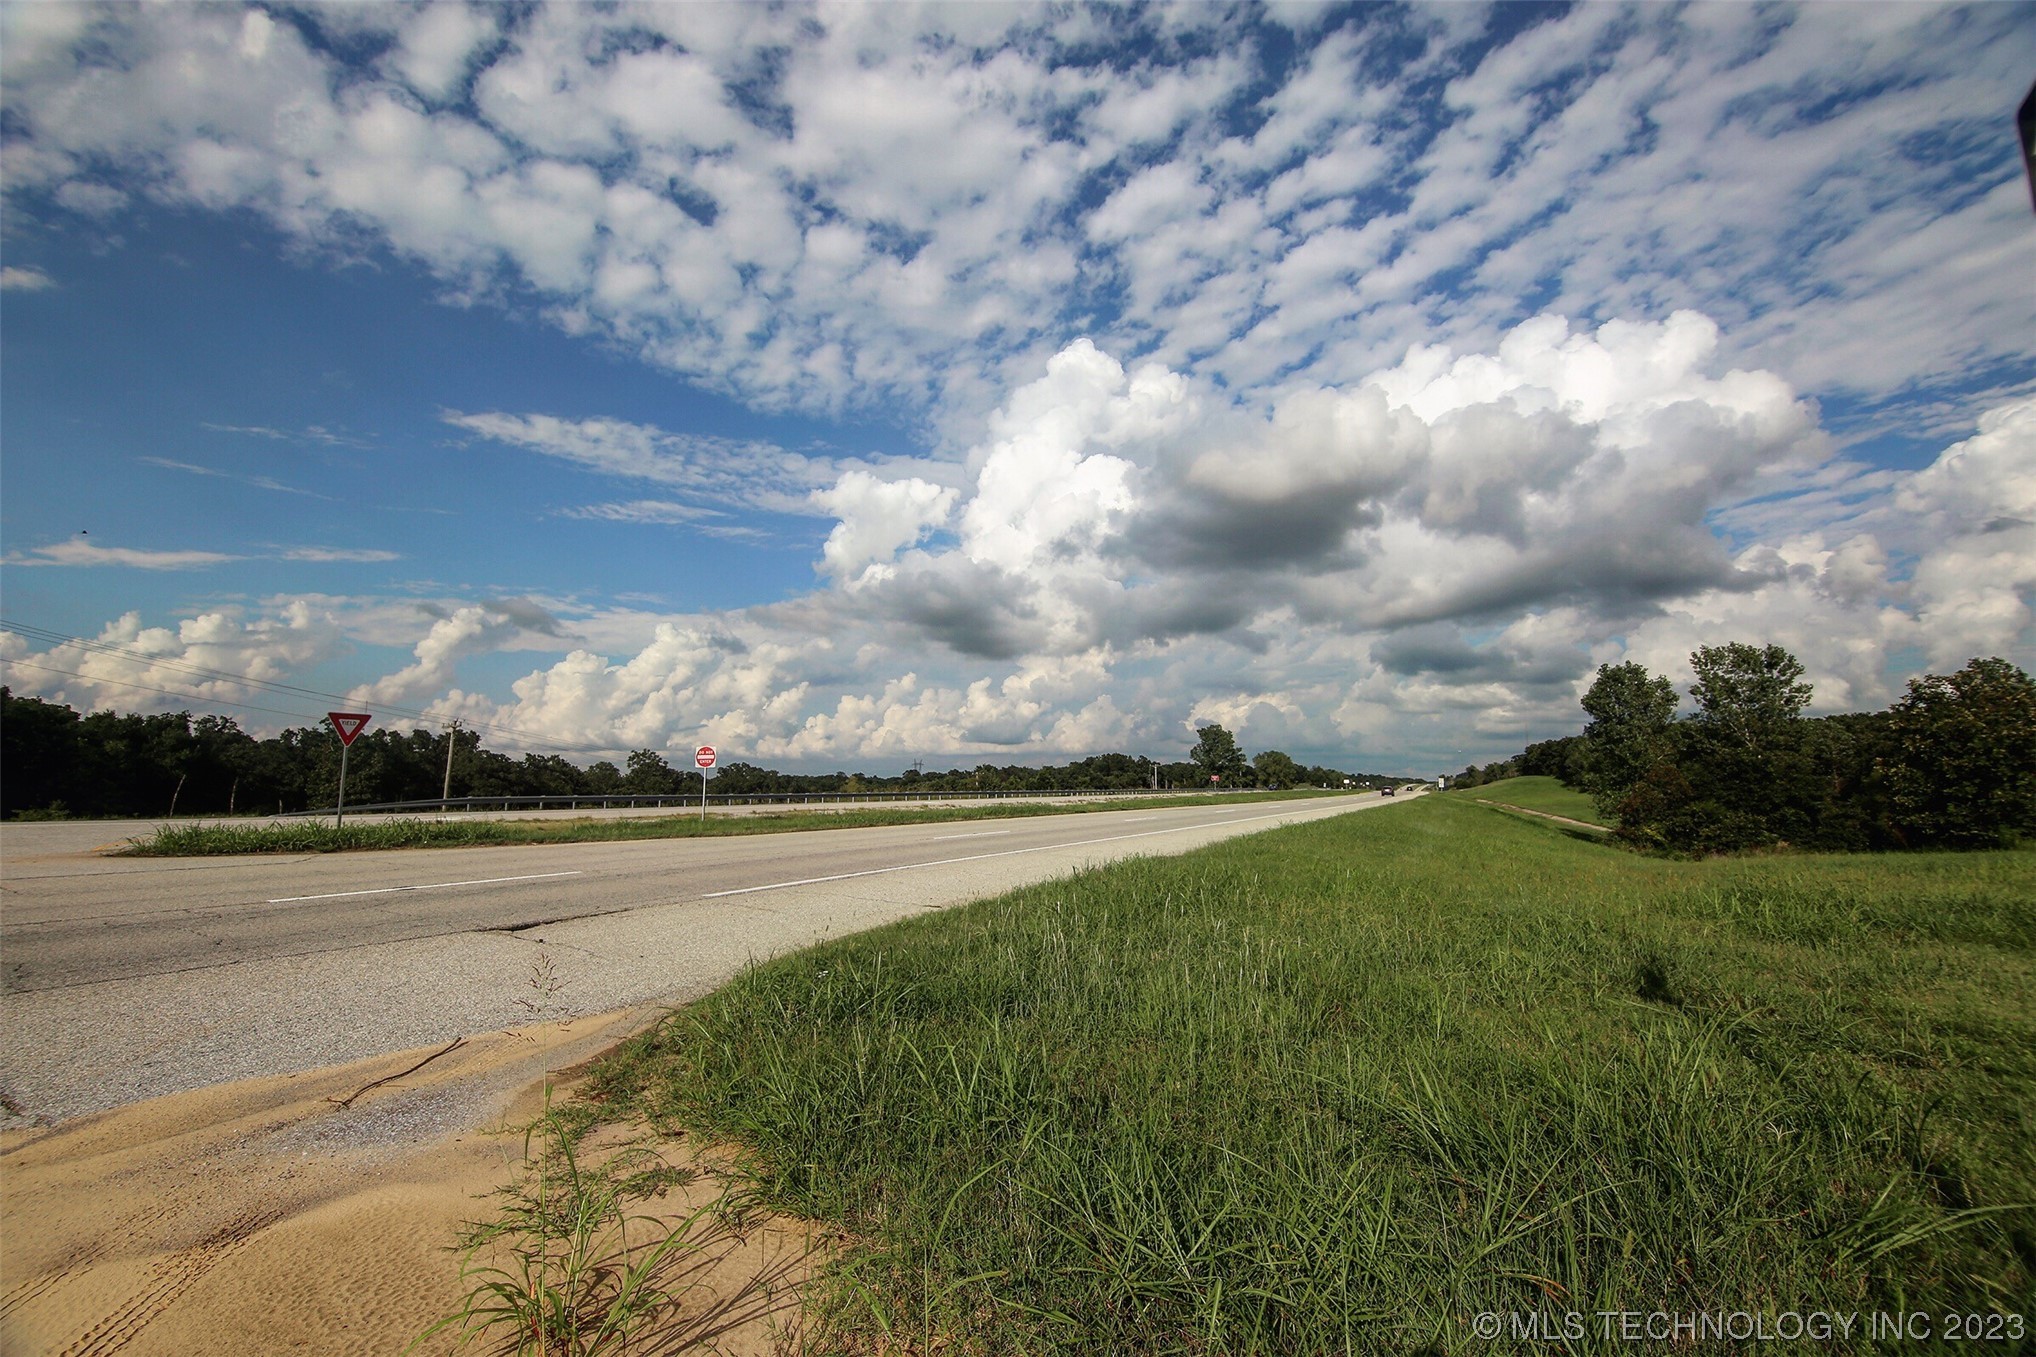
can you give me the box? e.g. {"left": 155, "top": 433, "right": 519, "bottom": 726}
{"left": 51, "top": 1206, "right": 283, "bottom": 1357}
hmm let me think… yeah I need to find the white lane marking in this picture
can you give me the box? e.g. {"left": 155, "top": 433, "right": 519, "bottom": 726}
{"left": 1120, "top": 816, "right": 1159, "bottom": 822}
{"left": 269, "top": 871, "right": 583, "bottom": 904}
{"left": 702, "top": 804, "right": 1337, "bottom": 899}
{"left": 931, "top": 829, "right": 1014, "bottom": 841}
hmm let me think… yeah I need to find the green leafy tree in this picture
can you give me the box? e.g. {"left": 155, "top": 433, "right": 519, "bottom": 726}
{"left": 184, "top": 714, "right": 257, "bottom": 814}
{"left": 621, "top": 749, "right": 680, "bottom": 795}
{"left": 1678, "top": 643, "right": 1816, "bottom": 844}
{"left": 1689, "top": 642, "right": 1812, "bottom": 747}
{"left": 458, "top": 748, "right": 517, "bottom": 796}
{"left": 236, "top": 731, "right": 312, "bottom": 814}
{"left": 516, "top": 754, "right": 584, "bottom": 796}
{"left": 710, "top": 761, "right": 778, "bottom": 795}
{"left": 70, "top": 709, "right": 191, "bottom": 815}
{"left": 1577, "top": 661, "right": 1679, "bottom": 813}
{"left": 1189, "top": 723, "right": 1248, "bottom": 786}
{"left": 1, "top": 688, "right": 83, "bottom": 816}
{"left": 1251, "top": 749, "right": 1302, "bottom": 789}
{"left": 1521, "top": 735, "right": 1586, "bottom": 784}
{"left": 433, "top": 726, "right": 484, "bottom": 800}
{"left": 1886, "top": 657, "right": 2036, "bottom": 848}
{"left": 1789, "top": 711, "right": 1894, "bottom": 851}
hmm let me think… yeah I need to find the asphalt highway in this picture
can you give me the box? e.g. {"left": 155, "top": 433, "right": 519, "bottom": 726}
{"left": 0, "top": 791, "right": 1418, "bottom": 1124}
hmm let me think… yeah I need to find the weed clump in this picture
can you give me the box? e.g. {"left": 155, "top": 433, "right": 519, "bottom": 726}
{"left": 412, "top": 1093, "right": 715, "bottom": 1357}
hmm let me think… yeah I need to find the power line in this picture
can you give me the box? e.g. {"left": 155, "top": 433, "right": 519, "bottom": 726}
{"left": 3, "top": 655, "right": 616, "bottom": 757}
{"left": 0, "top": 617, "right": 590, "bottom": 750}
{"left": 5, "top": 619, "right": 359, "bottom": 706}
{"left": 1, "top": 659, "right": 341, "bottom": 725}
{"left": 0, "top": 620, "right": 616, "bottom": 756}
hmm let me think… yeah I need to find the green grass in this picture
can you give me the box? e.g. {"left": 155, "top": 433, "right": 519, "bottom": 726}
{"left": 592, "top": 797, "right": 2035, "bottom": 1354}
{"left": 117, "top": 789, "right": 1344, "bottom": 856}
{"left": 1454, "top": 774, "right": 1613, "bottom": 827}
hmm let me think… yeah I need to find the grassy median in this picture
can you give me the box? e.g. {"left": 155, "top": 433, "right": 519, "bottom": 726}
{"left": 117, "top": 789, "right": 1343, "bottom": 855}
{"left": 593, "top": 796, "right": 2034, "bottom": 1354}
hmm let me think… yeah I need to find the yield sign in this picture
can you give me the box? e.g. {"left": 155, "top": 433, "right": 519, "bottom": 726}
{"left": 328, "top": 712, "right": 372, "bottom": 746}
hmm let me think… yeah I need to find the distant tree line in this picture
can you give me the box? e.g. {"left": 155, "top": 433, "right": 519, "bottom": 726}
{"left": 1492, "top": 649, "right": 2035, "bottom": 853}
{"left": 1446, "top": 755, "right": 1522, "bottom": 789}
{"left": 0, "top": 691, "right": 1407, "bottom": 819}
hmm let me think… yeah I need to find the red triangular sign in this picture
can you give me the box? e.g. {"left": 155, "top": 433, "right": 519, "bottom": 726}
{"left": 329, "top": 711, "right": 372, "bottom": 746}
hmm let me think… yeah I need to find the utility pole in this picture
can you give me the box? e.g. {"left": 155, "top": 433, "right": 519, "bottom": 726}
{"left": 442, "top": 720, "right": 461, "bottom": 810}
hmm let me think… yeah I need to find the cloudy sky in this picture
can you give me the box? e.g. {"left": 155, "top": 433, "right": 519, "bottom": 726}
{"left": 2, "top": 1, "right": 2032, "bottom": 776}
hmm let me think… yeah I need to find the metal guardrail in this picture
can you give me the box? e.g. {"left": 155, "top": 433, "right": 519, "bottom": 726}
{"left": 295, "top": 786, "right": 1218, "bottom": 817}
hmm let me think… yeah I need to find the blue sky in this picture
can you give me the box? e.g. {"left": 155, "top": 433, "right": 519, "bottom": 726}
{"left": 2, "top": 1, "right": 2032, "bottom": 775}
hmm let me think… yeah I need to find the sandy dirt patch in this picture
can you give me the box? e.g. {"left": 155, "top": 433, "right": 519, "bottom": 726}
{"left": 0, "top": 1009, "right": 823, "bottom": 1356}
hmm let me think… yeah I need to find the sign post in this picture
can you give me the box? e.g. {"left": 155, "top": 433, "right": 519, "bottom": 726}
{"left": 695, "top": 745, "right": 716, "bottom": 822}
{"left": 328, "top": 712, "right": 371, "bottom": 827}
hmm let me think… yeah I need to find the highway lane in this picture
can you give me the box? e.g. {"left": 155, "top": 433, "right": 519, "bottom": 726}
{"left": 8, "top": 799, "right": 1351, "bottom": 991}
{"left": 0, "top": 791, "right": 1419, "bottom": 1124}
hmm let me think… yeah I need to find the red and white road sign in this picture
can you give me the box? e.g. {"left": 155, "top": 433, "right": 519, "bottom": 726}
{"left": 328, "top": 712, "right": 372, "bottom": 746}
{"left": 695, "top": 745, "right": 717, "bottom": 769}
